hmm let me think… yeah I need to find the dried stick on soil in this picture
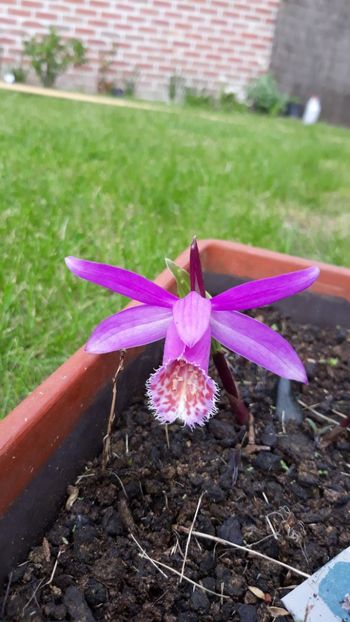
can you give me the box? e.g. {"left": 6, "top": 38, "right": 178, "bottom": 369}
{"left": 298, "top": 399, "right": 350, "bottom": 428}
{"left": 130, "top": 533, "right": 229, "bottom": 599}
{"left": 102, "top": 351, "right": 125, "bottom": 471}
{"left": 130, "top": 533, "right": 168, "bottom": 578}
{"left": 180, "top": 492, "right": 205, "bottom": 584}
{"left": 177, "top": 527, "right": 310, "bottom": 579}
{"left": 1, "top": 571, "right": 13, "bottom": 619}
{"left": 242, "top": 412, "right": 270, "bottom": 456}
{"left": 22, "top": 550, "right": 63, "bottom": 614}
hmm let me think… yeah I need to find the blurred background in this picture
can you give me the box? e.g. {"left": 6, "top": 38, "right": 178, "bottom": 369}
{"left": 1, "top": 0, "right": 350, "bottom": 123}
{"left": 1, "top": 0, "right": 349, "bottom": 414}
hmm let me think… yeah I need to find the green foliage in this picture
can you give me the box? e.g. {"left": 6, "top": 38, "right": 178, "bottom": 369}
{"left": 165, "top": 259, "right": 190, "bottom": 297}
{"left": 1, "top": 92, "right": 350, "bottom": 414}
{"left": 184, "top": 87, "right": 215, "bottom": 109}
{"left": 168, "top": 75, "right": 185, "bottom": 102}
{"left": 124, "top": 69, "right": 139, "bottom": 98}
{"left": 24, "top": 27, "right": 87, "bottom": 88}
{"left": 183, "top": 86, "right": 247, "bottom": 113}
{"left": 246, "top": 73, "right": 287, "bottom": 115}
{"left": 11, "top": 66, "right": 27, "bottom": 83}
{"left": 219, "top": 91, "right": 247, "bottom": 113}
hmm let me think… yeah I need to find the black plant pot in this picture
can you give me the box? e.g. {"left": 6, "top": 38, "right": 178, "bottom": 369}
{"left": 285, "top": 101, "right": 304, "bottom": 119}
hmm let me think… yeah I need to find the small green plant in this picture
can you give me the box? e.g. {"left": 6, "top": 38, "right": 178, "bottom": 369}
{"left": 246, "top": 73, "right": 287, "bottom": 115}
{"left": 124, "top": 68, "right": 139, "bottom": 98}
{"left": 97, "top": 43, "right": 117, "bottom": 94}
{"left": 24, "top": 27, "right": 87, "bottom": 88}
{"left": 219, "top": 91, "right": 247, "bottom": 113}
{"left": 168, "top": 74, "right": 185, "bottom": 102}
{"left": 184, "top": 86, "right": 215, "bottom": 109}
{"left": 11, "top": 66, "right": 27, "bottom": 83}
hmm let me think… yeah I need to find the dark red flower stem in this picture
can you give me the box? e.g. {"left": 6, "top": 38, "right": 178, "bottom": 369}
{"left": 213, "top": 351, "right": 250, "bottom": 425}
{"left": 190, "top": 237, "right": 205, "bottom": 297}
{"left": 189, "top": 237, "right": 249, "bottom": 426}
{"left": 340, "top": 415, "right": 350, "bottom": 429}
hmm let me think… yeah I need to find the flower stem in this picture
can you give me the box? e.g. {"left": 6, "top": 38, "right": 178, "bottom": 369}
{"left": 212, "top": 351, "right": 250, "bottom": 425}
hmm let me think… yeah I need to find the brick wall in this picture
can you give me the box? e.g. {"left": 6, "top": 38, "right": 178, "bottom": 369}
{"left": 270, "top": 0, "right": 350, "bottom": 125}
{"left": 0, "top": 0, "right": 279, "bottom": 100}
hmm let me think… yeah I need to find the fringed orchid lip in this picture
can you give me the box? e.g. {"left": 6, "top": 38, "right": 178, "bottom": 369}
{"left": 66, "top": 251, "right": 320, "bottom": 427}
{"left": 147, "top": 359, "right": 218, "bottom": 429}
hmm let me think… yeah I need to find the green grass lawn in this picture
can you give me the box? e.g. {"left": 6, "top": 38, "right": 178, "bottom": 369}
{"left": 1, "top": 91, "right": 350, "bottom": 415}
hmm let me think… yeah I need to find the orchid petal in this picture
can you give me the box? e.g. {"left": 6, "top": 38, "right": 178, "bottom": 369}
{"left": 211, "top": 267, "right": 320, "bottom": 311}
{"left": 183, "top": 327, "right": 211, "bottom": 372}
{"left": 163, "top": 321, "right": 186, "bottom": 364}
{"left": 163, "top": 322, "right": 211, "bottom": 372}
{"left": 86, "top": 305, "right": 172, "bottom": 353}
{"left": 172, "top": 291, "right": 211, "bottom": 348}
{"left": 210, "top": 310, "right": 307, "bottom": 382}
{"left": 65, "top": 256, "right": 177, "bottom": 307}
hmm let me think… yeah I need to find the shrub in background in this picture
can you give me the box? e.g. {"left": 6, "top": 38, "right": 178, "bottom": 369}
{"left": 24, "top": 27, "right": 87, "bottom": 88}
{"left": 246, "top": 73, "right": 287, "bottom": 115}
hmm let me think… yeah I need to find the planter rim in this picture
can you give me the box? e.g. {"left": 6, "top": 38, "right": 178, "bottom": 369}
{"left": 1, "top": 239, "right": 350, "bottom": 517}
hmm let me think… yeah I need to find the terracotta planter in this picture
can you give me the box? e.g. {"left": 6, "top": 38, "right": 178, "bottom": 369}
{"left": 1, "top": 239, "right": 350, "bottom": 585}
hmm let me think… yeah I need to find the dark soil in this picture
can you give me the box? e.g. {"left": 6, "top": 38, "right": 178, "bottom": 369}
{"left": 2, "top": 309, "right": 350, "bottom": 622}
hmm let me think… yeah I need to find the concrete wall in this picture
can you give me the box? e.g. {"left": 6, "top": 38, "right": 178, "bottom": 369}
{"left": 0, "top": 0, "right": 279, "bottom": 100}
{"left": 270, "top": 0, "right": 350, "bottom": 125}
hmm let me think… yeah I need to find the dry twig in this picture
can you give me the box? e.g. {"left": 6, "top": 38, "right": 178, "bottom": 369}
{"left": 177, "top": 527, "right": 310, "bottom": 579}
{"left": 102, "top": 352, "right": 125, "bottom": 471}
{"left": 1, "top": 572, "right": 13, "bottom": 619}
{"left": 180, "top": 492, "right": 205, "bottom": 583}
{"left": 130, "top": 533, "right": 229, "bottom": 599}
{"left": 242, "top": 412, "right": 270, "bottom": 456}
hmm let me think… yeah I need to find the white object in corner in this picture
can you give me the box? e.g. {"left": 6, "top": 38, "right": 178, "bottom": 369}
{"left": 282, "top": 545, "right": 350, "bottom": 621}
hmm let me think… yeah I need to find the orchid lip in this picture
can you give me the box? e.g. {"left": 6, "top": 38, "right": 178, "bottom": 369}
{"left": 147, "top": 359, "right": 218, "bottom": 429}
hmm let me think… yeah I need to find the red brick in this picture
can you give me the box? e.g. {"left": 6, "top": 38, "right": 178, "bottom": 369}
{"left": 88, "top": 19, "right": 106, "bottom": 27}
{"left": 127, "top": 15, "right": 144, "bottom": 23}
{"left": 212, "top": 18, "right": 227, "bottom": 26}
{"left": 173, "top": 40, "right": 190, "bottom": 47}
{"left": 153, "top": 0, "right": 170, "bottom": 7}
{"left": 177, "top": 3, "right": 193, "bottom": 10}
{"left": 54, "top": 4, "right": 72, "bottom": 12}
{"left": 0, "top": 17, "right": 16, "bottom": 25}
{"left": 75, "top": 8, "right": 96, "bottom": 16}
{"left": 101, "top": 11, "right": 118, "bottom": 20}
{"left": 223, "top": 10, "right": 240, "bottom": 19}
{"left": 22, "top": 20, "right": 45, "bottom": 28}
{"left": 175, "top": 22, "right": 192, "bottom": 30}
{"left": 75, "top": 28, "right": 95, "bottom": 35}
{"left": 199, "top": 7, "right": 218, "bottom": 15}
{"left": 212, "top": 0, "right": 230, "bottom": 7}
{"left": 255, "top": 7, "right": 273, "bottom": 15}
{"left": 89, "top": 0, "right": 110, "bottom": 6}
{"left": 139, "top": 26, "right": 156, "bottom": 34}
{"left": 35, "top": 12, "right": 58, "bottom": 20}
{"left": 9, "top": 8, "right": 32, "bottom": 16}
{"left": 22, "top": 0, "right": 43, "bottom": 7}
{"left": 117, "top": 3, "right": 136, "bottom": 11}
{"left": 153, "top": 19, "right": 168, "bottom": 27}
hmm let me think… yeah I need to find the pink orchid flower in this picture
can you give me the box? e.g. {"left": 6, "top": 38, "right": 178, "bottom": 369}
{"left": 65, "top": 256, "right": 319, "bottom": 428}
